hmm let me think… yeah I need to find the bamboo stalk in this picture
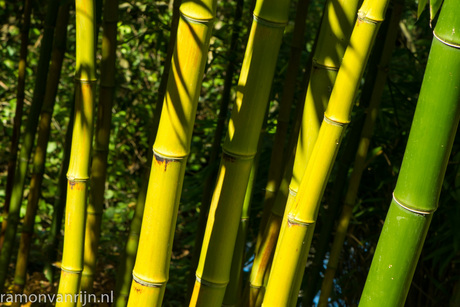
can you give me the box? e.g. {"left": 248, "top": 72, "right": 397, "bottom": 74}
{"left": 318, "top": 1, "right": 403, "bottom": 304}
{"left": 0, "top": 0, "right": 60, "bottom": 290}
{"left": 263, "top": 0, "right": 390, "bottom": 305}
{"left": 255, "top": 0, "right": 311, "bottom": 249}
{"left": 1, "top": 0, "right": 32, "bottom": 250}
{"left": 359, "top": 0, "right": 460, "bottom": 304}
{"left": 246, "top": 0, "right": 359, "bottom": 303}
{"left": 189, "top": 1, "right": 291, "bottom": 305}
{"left": 114, "top": 1, "right": 181, "bottom": 306}
{"left": 127, "top": 1, "right": 216, "bottom": 305}
{"left": 42, "top": 96, "right": 74, "bottom": 285}
{"left": 79, "top": 0, "right": 118, "bottom": 295}
{"left": 188, "top": 0, "right": 245, "bottom": 298}
{"left": 11, "top": 2, "right": 70, "bottom": 299}
{"left": 56, "top": 0, "right": 96, "bottom": 304}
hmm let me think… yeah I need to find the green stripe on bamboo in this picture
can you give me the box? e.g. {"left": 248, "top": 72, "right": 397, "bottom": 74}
{"left": 360, "top": 1, "right": 460, "bottom": 303}
{"left": 11, "top": 2, "right": 70, "bottom": 299}
{"left": 127, "top": 1, "right": 216, "bottom": 304}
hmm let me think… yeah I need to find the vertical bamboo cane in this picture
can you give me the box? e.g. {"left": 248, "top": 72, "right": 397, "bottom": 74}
{"left": 359, "top": 0, "right": 460, "bottom": 304}
{"left": 263, "top": 0, "right": 390, "bottom": 305}
{"left": 79, "top": 0, "right": 118, "bottom": 294}
{"left": 0, "top": 0, "right": 60, "bottom": 290}
{"left": 246, "top": 0, "right": 359, "bottom": 303}
{"left": 1, "top": 0, "right": 32, "bottom": 249}
{"left": 56, "top": 0, "right": 96, "bottom": 304}
{"left": 126, "top": 1, "right": 216, "bottom": 305}
{"left": 11, "top": 2, "right": 70, "bottom": 298}
{"left": 318, "top": 1, "right": 403, "bottom": 304}
{"left": 189, "top": 1, "right": 291, "bottom": 305}
{"left": 114, "top": 1, "right": 181, "bottom": 306}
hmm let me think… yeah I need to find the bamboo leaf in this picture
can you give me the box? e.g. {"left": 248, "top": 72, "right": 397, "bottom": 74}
{"left": 417, "top": 0, "right": 428, "bottom": 18}
{"left": 430, "top": 0, "right": 444, "bottom": 21}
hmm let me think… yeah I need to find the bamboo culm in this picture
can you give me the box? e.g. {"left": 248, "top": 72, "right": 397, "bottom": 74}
{"left": 263, "top": 0, "right": 390, "bottom": 305}
{"left": 56, "top": 0, "right": 97, "bottom": 304}
{"left": 359, "top": 0, "right": 460, "bottom": 304}
{"left": 11, "top": 2, "right": 70, "bottom": 298}
{"left": 0, "top": 0, "right": 60, "bottom": 290}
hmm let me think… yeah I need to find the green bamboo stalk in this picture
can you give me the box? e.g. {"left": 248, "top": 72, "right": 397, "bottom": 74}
{"left": 255, "top": 0, "right": 311, "bottom": 249}
{"left": 127, "top": 1, "right": 217, "bottom": 305}
{"left": 79, "top": 0, "right": 118, "bottom": 295}
{"left": 359, "top": 0, "right": 460, "bottom": 304}
{"left": 43, "top": 95, "right": 74, "bottom": 285}
{"left": 1, "top": 0, "right": 32, "bottom": 250}
{"left": 11, "top": 2, "right": 70, "bottom": 299}
{"left": 189, "top": 1, "right": 291, "bottom": 305}
{"left": 114, "top": 2, "right": 181, "bottom": 306}
{"left": 56, "top": 0, "right": 96, "bottom": 304}
{"left": 0, "top": 0, "right": 60, "bottom": 291}
{"left": 246, "top": 0, "right": 359, "bottom": 303}
{"left": 263, "top": 0, "right": 390, "bottom": 305}
{"left": 318, "top": 2, "right": 403, "bottom": 304}
{"left": 188, "top": 0, "right": 245, "bottom": 297}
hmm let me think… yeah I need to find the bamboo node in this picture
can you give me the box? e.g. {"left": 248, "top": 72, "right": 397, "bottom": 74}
{"left": 253, "top": 14, "right": 287, "bottom": 28}
{"left": 195, "top": 275, "right": 227, "bottom": 288}
{"left": 357, "top": 10, "right": 381, "bottom": 25}
{"left": 324, "top": 115, "right": 348, "bottom": 126}
{"left": 287, "top": 214, "right": 314, "bottom": 226}
{"left": 180, "top": 12, "right": 214, "bottom": 24}
{"left": 132, "top": 273, "right": 164, "bottom": 288}
{"left": 433, "top": 31, "right": 460, "bottom": 49}
{"left": 392, "top": 193, "right": 434, "bottom": 215}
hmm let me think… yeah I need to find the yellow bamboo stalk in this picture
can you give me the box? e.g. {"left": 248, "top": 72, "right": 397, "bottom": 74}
{"left": 189, "top": 0, "right": 291, "bottom": 305}
{"left": 56, "top": 0, "right": 96, "bottom": 305}
{"left": 318, "top": 1, "right": 404, "bottom": 304}
{"left": 246, "top": 0, "right": 359, "bottom": 304}
{"left": 262, "top": 0, "right": 390, "bottom": 305}
{"left": 127, "top": 1, "right": 216, "bottom": 305}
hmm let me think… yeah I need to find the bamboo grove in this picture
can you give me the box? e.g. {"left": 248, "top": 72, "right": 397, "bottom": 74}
{"left": 0, "top": 0, "right": 459, "bottom": 306}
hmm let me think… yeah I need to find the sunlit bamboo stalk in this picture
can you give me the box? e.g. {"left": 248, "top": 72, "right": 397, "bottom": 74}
{"left": 56, "top": 0, "right": 96, "bottom": 304}
{"left": 318, "top": 1, "right": 403, "bottom": 304}
{"left": 360, "top": 0, "right": 460, "bottom": 304}
{"left": 263, "top": 0, "right": 390, "bottom": 305}
{"left": 79, "top": 0, "right": 118, "bottom": 295}
{"left": 126, "top": 1, "right": 216, "bottom": 305}
{"left": 246, "top": 0, "right": 359, "bottom": 303}
{"left": 189, "top": 1, "right": 291, "bottom": 305}
{"left": 114, "top": 2, "right": 181, "bottom": 306}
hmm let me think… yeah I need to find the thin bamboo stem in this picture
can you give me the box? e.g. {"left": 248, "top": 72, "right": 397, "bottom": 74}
{"left": 11, "top": 2, "right": 70, "bottom": 299}
{"left": 79, "top": 0, "right": 118, "bottom": 295}
{"left": 1, "top": 0, "right": 32, "bottom": 250}
{"left": 263, "top": 0, "right": 390, "bottom": 305}
{"left": 56, "top": 0, "right": 96, "bottom": 304}
{"left": 0, "top": 0, "right": 60, "bottom": 291}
